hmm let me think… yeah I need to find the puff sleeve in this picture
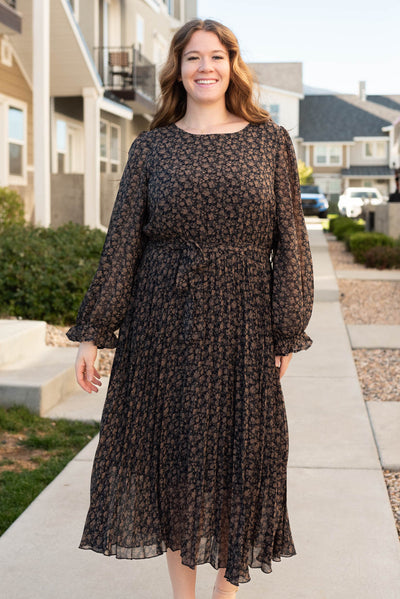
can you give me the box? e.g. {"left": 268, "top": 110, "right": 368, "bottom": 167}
{"left": 271, "top": 125, "right": 314, "bottom": 356}
{"left": 66, "top": 131, "right": 152, "bottom": 349}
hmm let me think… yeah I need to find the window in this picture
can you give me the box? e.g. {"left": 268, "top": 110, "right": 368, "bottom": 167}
{"left": 53, "top": 115, "right": 83, "bottom": 174}
{"left": 315, "top": 145, "right": 327, "bottom": 164}
{"left": 8, "top": 106, "right": 25, "bottom": 177}
{"left": 329, "top": 146, "right": 341, "bottom": 164}
{"left": 363, "top": 141, "right": 386, "bottom": 159}
{"left": 100, "top": 121, "right": 108, "bottom": 173}
{"left": 269, "top": 104, "right": 279, "bottom": 125}
{"left": 314, "top": 144, "right": 342, "bottom": 166}
{"left": 100, "top": 120, "right": 121, "bottom": 173}
{"left": 56, "top": 119, "right": 67, "bottom": 173}
{"left": 110, "top": 125, "right": 120, "bottom": 173}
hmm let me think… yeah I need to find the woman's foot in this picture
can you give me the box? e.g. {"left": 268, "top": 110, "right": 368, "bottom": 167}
{"left": 212, "top": 568, "right": 239, "bottom": 598}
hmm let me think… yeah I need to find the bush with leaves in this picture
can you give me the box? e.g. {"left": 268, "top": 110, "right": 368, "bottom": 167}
{"left": 331, "top": 216, "right": 365, "bottom": 241}
{"left": 348, "top": 232, "right": 395, "bottom": 264}
{"left": 364, "top": 245, "right": 400, "bottom": 269}
{"left": 0, "top": 222, "right": 106, "bottom": 324}
{"left": 0, "top": 187, "right": 25, "bottom": 229}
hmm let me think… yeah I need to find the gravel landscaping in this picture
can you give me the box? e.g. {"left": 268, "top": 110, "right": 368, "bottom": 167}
{"left": 327, "top": 236, "right": 400, "bottom": 539}
{"left": 353, "top": 350, "right": 400, "bottom": 402}
{"left": 337, "top": 280, "right": 400, "bottom": 325}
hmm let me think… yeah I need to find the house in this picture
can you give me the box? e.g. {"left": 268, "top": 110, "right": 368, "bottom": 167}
{"left": 297, "top": 82, "right": 400, "bottom": 201}
{"left": 0, "top": 0, "right": 197, "bottom": 229}
{"left": 246, "top": 62, "right": 303, "bottom": 145}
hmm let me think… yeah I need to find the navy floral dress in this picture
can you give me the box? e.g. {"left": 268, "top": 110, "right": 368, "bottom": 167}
{"left": 66, "top": 118, "right": 314, "bottom": 587}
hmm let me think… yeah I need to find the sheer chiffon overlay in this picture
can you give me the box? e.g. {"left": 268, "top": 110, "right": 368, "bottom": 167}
{"left": 66, "top": 119, "right": 314, "bottom": 586}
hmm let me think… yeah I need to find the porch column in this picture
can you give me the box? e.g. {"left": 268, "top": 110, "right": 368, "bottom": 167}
{"left": 83, "top": 87, "right": 100, "bottom": 227}
{"left": 33, "top": 0, "right": 50, "bottom": 226}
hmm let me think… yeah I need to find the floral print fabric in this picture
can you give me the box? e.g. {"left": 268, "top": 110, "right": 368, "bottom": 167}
{"left": 66, "top": 119, "right": 314, "bottom": 587}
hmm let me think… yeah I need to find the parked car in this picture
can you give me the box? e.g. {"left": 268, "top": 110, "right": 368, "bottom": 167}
{"left": 300, "top": 185, "right": 329, "bottom": 218}
{"left": 338, "top": 187, "right": 384, "bottom": 218}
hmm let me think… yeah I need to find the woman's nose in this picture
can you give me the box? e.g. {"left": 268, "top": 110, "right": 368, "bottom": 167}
{"left": 198, "top": 59, "right": 213, "bottom": 71}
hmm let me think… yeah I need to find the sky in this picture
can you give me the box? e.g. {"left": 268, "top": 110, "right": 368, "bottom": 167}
{"left": 197, "top": 0, "right": 400, "bottom": 95}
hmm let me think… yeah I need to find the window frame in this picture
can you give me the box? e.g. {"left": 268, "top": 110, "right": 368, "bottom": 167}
{"left": 3, "top": 97, "right": 28, "bottom": 186}
{"left": 109, "top": 124, "right": 121, "bottom": 173}
{"left": 52, "top": 112, "right": 84, "bottom": 175}
{"left": 362, "top": 140, "right": 387, "bottom": 160}
{"left": 99, "top": 119, "right": 121, "bottom": 174}
{"left": 313, "top": 143, "right": 342, "bottom": 167}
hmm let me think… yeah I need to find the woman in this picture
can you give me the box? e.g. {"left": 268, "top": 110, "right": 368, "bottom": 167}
{"left": 67, "top": 18, "right": 314, "bottom": 599}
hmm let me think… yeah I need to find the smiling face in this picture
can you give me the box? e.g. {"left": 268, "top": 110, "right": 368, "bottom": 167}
{"left": 179, "top": 30, "right": 231, "bottom": 106}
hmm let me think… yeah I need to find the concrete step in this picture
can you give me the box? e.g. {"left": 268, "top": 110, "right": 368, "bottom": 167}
{"left": 347, "top": 324, "right": 400, "bottom": 349}
{"left": 336, "top": 269, "right": 400, "bottom": 281}
{"left": 0, "top": 347, "right": 81, "bottom": 416}
{"left": 44, "top": 376, "right": 109, "bottom": 422}
{"left": 0, "top": 319, "right": 47, "bottom": 368}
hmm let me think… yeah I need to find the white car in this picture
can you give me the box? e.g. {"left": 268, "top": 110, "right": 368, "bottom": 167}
{"left": 338, "top": 187, "right": 384, "bottom": 218}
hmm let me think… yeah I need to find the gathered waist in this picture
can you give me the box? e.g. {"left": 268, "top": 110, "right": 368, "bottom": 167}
{"left": 145, "top": 236, "right": 271, "bottom": 294}
{"left": 146, "top": 236, "right": 270, "bottom": 260}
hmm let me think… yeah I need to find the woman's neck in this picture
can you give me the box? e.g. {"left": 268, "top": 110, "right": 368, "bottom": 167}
{"left": 180, "top": 101, "right": 235, "bottom": 132}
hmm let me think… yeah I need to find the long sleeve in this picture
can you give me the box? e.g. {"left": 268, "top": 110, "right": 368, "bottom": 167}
{"left": 270, "top": 125, "right": 314, "bottom": 356}
{"left": 66, "top": 131, "right": 152, "bottom": 349}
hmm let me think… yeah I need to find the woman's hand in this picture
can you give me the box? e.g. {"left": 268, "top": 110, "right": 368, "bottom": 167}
{"left": 275, "top": 353, "right": 293, "bottom": 379}
{"left": 75, "top": 341, "right": 102, "bottom": 393}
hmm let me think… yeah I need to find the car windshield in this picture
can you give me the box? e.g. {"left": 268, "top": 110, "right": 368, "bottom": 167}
{"left": 350, "top": 191, "right": 378, "bottom": 199}
{"left": 301, "top": 186, "right": 320, "bottom": 194}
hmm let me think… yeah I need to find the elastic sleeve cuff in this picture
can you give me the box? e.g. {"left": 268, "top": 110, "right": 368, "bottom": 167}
{"left": 65, "top": 325, "right": 118, "bottom": 349}
{"left": 273, "top": 331, "right": 313, "bottom": 356}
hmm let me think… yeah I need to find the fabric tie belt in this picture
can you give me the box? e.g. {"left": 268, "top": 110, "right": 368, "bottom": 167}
{"left": 147, "top": 236, "right": 270, "bottom": 294}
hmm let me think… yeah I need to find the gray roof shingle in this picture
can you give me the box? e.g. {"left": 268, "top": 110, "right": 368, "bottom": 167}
{"left": 341, "top": 166, "right": 395, "bottom": 176}
{"left": 247, "top": 62, "right": 303, "bottom": 95}
{"left": 299, "top": 95, "right": 400, "bottom": 141}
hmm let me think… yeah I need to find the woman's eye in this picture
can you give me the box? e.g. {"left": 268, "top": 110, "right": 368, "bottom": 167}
{"left": 213, "top": 56, "right": 224, "bottom": 60}
{"left": 187, "top": 56, "right": 198, "bottom": 61}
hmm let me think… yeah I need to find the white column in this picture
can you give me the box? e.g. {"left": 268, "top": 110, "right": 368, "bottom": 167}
{"left": 83, "top": 87, "right": 100, "bottom": 227}
{"left": 33, "top": 0, "right": 51, "bottom": 226}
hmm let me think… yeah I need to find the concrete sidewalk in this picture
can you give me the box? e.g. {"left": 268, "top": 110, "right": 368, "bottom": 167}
{"left": 1, "top": 224, "right": 400, "bottom": 599}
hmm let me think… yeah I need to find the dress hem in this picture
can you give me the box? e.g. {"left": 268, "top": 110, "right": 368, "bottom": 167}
{"left": 78, "top": 541, "right": 297, "bottom": 586}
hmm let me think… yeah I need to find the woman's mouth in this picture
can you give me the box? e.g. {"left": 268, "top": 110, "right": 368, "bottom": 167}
{"left": 195, "top": 79, "right": 218, "bottom": 86}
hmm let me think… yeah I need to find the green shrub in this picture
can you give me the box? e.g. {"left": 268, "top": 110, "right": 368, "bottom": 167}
{"left": 0, "top": 187, "right": 25, "bottom": 228}
{"left": 331, "top": 216, "right": 365, "bottom": 240}
{"left": 327, "top": 215, "right": 340, "bottom": 232}
{"left": 348, "top": 232, "right": 395, "bottom": 264}
{"left": 364, "top": 246, "right": 400, "bottom": 269}
{"left": 0, "top": 222, "right": 106, "bottom": 324}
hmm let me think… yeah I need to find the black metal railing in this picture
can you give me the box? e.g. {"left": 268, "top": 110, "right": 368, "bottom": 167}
{"left": 94, "top": 46, "right": 156, "bottom": 102}
{"left": 3, "top": 0, "right": 17, "bottom": 9}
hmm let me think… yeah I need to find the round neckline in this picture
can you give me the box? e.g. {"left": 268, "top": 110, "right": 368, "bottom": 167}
{"left": 172, "top": 121, "right": 251, "bottom": 137}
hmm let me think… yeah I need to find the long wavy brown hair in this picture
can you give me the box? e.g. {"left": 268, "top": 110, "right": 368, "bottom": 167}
{"left": 149, "top": 18, "right": 271, "bottom": 130}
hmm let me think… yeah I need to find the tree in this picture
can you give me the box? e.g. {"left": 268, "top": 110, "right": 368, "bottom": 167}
{"left": 297, "top": 160, "right": 314, "bottom": 185}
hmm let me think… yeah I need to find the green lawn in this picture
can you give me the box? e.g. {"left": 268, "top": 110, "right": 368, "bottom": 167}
{"left": 0, "top": 405, "right": 99, "bottom": 535}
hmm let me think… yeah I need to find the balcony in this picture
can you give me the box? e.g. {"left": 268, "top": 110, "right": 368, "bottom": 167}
{"left": 0, "top": 0, "right": 22, "bottom": 34}
{"left": 94, "top": 46, "right": 157, "bottom": 114}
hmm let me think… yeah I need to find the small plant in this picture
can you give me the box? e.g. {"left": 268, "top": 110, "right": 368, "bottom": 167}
{"left": 0, "top": 187, "right": 25, "bottom": 229}
{"left": 348, "top": 232, "right": 395, "bottom": 264}
{"left": 331, "top": 217, "right": 365, "bottom": 241}
{"left": 364, "top": 246, "right": 400, "bottom": 269}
